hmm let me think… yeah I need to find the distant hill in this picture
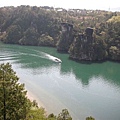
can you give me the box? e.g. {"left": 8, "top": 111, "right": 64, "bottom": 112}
{"left": 0, "top": 6, "right": 120, "bottom": 62}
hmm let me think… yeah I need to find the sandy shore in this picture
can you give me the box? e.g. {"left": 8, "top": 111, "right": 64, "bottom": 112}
{"left": 26, "top": 90, "right": 45, "bottom": 109}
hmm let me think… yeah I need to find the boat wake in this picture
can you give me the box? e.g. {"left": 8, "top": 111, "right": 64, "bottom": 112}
{"left": 32, "top": 50, "right": 62, "bottom": 63}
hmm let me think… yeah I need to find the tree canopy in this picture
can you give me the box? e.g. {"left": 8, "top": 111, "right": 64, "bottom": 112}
{"left": 0, "top": 63, "right": 31, "bottom": 120}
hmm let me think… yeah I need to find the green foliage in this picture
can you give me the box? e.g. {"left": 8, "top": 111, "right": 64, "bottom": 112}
{"left": 48, "top": 113, "right": 56, "bottom": 119}
{"left": 93, "top": 35, "right": 108, "bottom": 60}
{"left": 19, "top": 27, "right": 39, "bottom": 45}
{"left": 26, "top": 107, "right": 46, "bottom": 120}
{"left": 0, "top": 63, "right": 31, "bottom": 120}
{"left": 86, "top": 116, "right": 95, "bottom": 120}
{"left": 57, "top": 109, "right": 72, "bottom": 120}
{"left": 4, "top": 25, "right": 22, "bottom": 44}
{"left": 38, "top": 34, "right": 55, "bottom": 46}
{"left": 0, "top": 6, "right": 61, "bottom": 46}
{"left": 31, "top": 100, "right": 39, "bottom": 108}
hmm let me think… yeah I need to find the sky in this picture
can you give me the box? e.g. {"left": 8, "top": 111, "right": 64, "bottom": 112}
{"left": 0, "top": 0, "right": 120, "bottom": 11}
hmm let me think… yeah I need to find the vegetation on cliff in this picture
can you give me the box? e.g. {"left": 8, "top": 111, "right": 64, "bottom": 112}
{"left": 0, "top": 6, "right": 60, "bottom": 46}
{"left": 0, "top": 6, "right": 120, "bottom": 62}
{"left": 61, "top": 16, "right": 120, "bottom": 61}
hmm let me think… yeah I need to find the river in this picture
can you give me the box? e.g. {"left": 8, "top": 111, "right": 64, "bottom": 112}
{"left": 0, "top": 42, "right": 120, "bottom": 120}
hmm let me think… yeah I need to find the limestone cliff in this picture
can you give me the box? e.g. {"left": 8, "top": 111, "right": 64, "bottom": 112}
{"left": 69, "top": 27, "right": 107, "bottom": 61}
{"left": 57, "top": 23, "right": 74, "bottom": 53}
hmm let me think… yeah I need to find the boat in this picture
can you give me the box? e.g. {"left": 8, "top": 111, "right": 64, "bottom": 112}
{"left": 54, "top": 58, "right": 62, "bottom": 63}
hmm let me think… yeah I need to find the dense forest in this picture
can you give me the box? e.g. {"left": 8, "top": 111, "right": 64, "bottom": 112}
{"left": 0, "top": 5, "right": 120, "bottom": 62}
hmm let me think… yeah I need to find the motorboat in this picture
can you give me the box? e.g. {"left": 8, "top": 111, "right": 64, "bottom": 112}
{"left": 54, "top": 58, "right": 62, "bottom": 63}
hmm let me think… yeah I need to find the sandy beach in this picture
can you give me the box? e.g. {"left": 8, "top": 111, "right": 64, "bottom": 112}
{"left": 26, "top": 90, "right": 45, "bottom": 109}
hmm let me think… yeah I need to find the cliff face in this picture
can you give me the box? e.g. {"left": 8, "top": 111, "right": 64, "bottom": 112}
{"left": 57, "top": 23, "right": 74, "bottom": 53}
{"left": 70, "top": 25, "right": 120, "bottom": 62}
{"left": 69, "top": 32, "right": 93, "bottom": 61}
{"left": 57, "top": 21, "right": 120, "bottom": 62}
{"left": 69, "top": 27, "right": 107, "bottom": 61}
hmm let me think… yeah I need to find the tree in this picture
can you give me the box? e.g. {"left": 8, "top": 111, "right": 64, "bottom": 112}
{"left": 26, "top": 108, "right": 46, "bottom": 120}
{"left": 4, "top": 25, "right": 22, "bottom": 44}
{"left": 19, "top": 27, "right": 39, "bottom": 45}
{"left": 86, "top": 116, "right": 95, "bottom": 120}
{"left": 57, "top": 109, "right": 72, "bottom": 120}
{"left": 0, "top": 63, "right": 31, "bottom": 120}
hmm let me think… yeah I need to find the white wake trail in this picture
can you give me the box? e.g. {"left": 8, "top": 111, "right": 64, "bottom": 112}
{"left": 32, "top": 49, "right": 62, "bottom": 63}
{"left": 45, "top": 54, "right": 62, "bottom": 63}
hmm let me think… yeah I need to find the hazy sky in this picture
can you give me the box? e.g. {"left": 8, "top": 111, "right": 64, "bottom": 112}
{"left": 0, "top": 0, "right": 120, "bottom": 10}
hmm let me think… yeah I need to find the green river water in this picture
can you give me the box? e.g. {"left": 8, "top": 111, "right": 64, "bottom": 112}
{"left": 0, "top": 42, "right": 120, "bottom": 120}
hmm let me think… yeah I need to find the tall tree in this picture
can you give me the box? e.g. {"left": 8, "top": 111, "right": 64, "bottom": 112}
{"left": 0, "top": 63, "right": 31, "bottom": 120}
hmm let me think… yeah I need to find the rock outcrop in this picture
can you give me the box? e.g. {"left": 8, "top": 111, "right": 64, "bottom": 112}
{"left": 58, "top": 22, "right": 119, "bottom": 62}
{"left": 69, "top": 27, "right": 107, "bottom": 61}
{"left": 57, "top": 23, "right": 74, "bottom": 53}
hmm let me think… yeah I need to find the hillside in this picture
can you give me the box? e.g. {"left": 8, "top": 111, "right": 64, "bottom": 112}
{"left": 0, "top": 6, "right": 120, "bottom": 62}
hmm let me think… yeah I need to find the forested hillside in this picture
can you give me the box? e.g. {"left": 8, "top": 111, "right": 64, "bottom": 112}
{"left": 0, "top": 6, "right": 120, "bottom": 62}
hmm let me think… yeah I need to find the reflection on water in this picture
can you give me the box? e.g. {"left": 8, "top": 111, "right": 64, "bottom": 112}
{"left": 60, "top": 59, "right": 120, "bottom": 87}
{"left": 0, "top": 42, "right": 120, "bottom": 120}
{"left": 23, "top": 56, "right": 119, "bottom": 93}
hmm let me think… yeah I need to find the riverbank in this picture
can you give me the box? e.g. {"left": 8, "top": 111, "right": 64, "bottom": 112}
{"left": 26, "top": 90, "right": 45, "bottom": 109}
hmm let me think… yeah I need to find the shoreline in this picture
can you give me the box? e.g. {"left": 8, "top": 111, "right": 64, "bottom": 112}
{"left": 26, "top": 90, "right": 46, "bottom": 109}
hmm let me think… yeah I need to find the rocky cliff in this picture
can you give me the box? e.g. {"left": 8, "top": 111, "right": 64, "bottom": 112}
{"left": 69, "top": 27, "right": 107, "bottom": 61}
{"left": 58, "top": 21, "right": 120, "bottom": 62}
{"left": 57, "top": 23, "right": 74, "bottom": 53}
